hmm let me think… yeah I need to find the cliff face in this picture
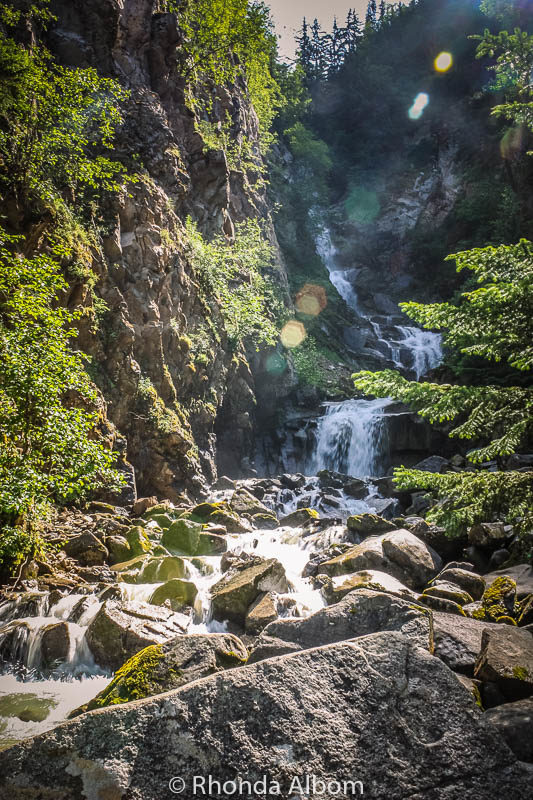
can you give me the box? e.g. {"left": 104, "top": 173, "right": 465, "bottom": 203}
{"left": 41, "top": 0, "right": 291, "bottom": 501}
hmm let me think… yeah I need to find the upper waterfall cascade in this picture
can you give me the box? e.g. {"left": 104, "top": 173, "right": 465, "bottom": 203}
{"left": 309, "top": 221, "right": 443, "bottom": 476}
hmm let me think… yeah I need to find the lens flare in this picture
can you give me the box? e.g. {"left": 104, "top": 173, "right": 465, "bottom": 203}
{"left": 408, "top": 93, "right": 429, "bottom": 120}
{"left": 295, "top": 284, "right": 327, "bottom": 316}
{"left": 265, "top": 352, "right": 287, "bottom": 376}
{"left": 434, "top": 52, "right": 453, "bottom": 72}
{"left": 344, "top": 186, "right": 380, "bottom": 224}
{"left": 280, "top": 320, "right": 306, "bottom": 349}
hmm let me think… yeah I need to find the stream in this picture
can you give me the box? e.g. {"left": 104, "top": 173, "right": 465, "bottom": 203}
{"left": 0, "top": 221, "right": 443, "bottom": 748}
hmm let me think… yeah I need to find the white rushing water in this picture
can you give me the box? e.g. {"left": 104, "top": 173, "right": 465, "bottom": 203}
{"left": 308, "top": 398, "right": 390, "bottom": 478}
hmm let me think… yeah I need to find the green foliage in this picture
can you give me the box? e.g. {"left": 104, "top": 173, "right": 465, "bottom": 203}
{"left": 353, "top": 241, "right": 533, "bottom": 537}
{"left": 0, "top": 228, "right": 122, "bottom": 528}
{"left": 402, "top": 241, "right": 533, "bottom": 371}
{"left": 292, "top": 336, "right": 344, "bottom": 393}
{"left": 394, "top": 468, "right": 533, "bottom": 538}
{"left": 0, "top": 525, "right": 46, "bottom": 578}
{"left": 0, "top": 34, "right": 127, "bottom": 204}
{"left": 474, "top": 27, "right": 533, "bottom": 132}
{"left": 179, "top": 0, "right": 281, "bottom": 146}
{"left": 186, "top": 218, "right": 280, "bottom": 349}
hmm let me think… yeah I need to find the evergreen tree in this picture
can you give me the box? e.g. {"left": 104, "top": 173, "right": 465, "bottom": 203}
{"left": 296, "top": 17, "right": 313, "bottom": 75}
{"left": 379, "top": 0, "right": 386, "bottom": 22}
{"left": 365, "top": 0, "right": 377, "bottom": 29}
{"left": 309, "top": 18, "right": 327, "bottom": 80}
{"left": 353, "top": 241, "right": 533, "bottom": 538}
{"left": 345, "top": 9, "right": 362, "bottom": 54}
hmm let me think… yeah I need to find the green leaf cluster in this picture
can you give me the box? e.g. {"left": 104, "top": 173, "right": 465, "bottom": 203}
{"left": 0, "top": 32, "right": 128, "bottom": 205}
{"left": 0, "top": 228, "right": 123, "bottom": 530}
{"left": 185, "top": 218, "right": 280, "bottom": 350}
{"left": 177, "top": 0, "right": 282, "bottom": 147}
{"left": 353, "top": 241, "right": 533, "bottom": 537}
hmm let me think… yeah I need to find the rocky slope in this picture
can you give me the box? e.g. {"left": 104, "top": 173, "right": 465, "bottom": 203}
{"left": 34, "top": 0, "right": 293, "bottom": 501}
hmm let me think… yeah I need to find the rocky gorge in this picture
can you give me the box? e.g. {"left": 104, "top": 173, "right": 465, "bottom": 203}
{"left": 1, "top": 0, "right": 533, "bottom": 798}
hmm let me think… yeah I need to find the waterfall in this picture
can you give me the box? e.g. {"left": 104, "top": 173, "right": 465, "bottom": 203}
{"left": 394, "top": 326, "right": 442, "bottom": 380}
{"left": 309, "top": 398, "right": 390, "bottom": 478}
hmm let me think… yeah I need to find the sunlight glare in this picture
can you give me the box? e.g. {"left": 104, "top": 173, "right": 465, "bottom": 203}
{"left": 434, "top": 52, "right": 453, "bottom": 72}
{"left": 408, "top": 93, "right": 429, "bottom": 120}
{"left": 280, "top": 320, "right": 306, "bottom": 349}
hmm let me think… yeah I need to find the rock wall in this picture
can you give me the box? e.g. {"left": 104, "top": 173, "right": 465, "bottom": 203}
{"left": 40, "top": 0, "right": 292, "bottom": 500}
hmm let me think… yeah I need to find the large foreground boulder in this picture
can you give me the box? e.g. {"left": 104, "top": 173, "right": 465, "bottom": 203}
{"left": 249, "top": 589, "right": 432, "bottom": 662}
{"left": 1, "top": 633, "right": 532, "bottom": 799}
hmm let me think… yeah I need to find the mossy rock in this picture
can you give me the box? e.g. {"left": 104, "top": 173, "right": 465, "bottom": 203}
{"left": 145, "top": 513, "right": 174, "bottom": 529}
{"left": 74, "top": 633, "right": 248, "bottom": 715}
{"left": 252, "top": 513, "right": 279, "bottom": 530}
{"left": 496, "top": 615, "right": 517, "bottom": 626}
{"left": 423, "top": 583, "right": 474, "bottom": 607}
{"left": 126, "top": 526, "right": 152, "bottom": 557}
{"left": 149, "top": 579, "right": 198, "bottom": 611}
{"left": 211, "top": 558, "right": 288, "bottom": 626}
{"left": 480, "top": 575, "right": 518, "bottom": 621}
{"left": 208, "top": 509, "right": 249, "bottom": 533}
{"left": 190, "top": 502, "right": 225, "bottom": 519}
{"left": 138, "top": 556, "right": 189, "bottom": 584}
{"left": 112, "top": 554, "right": 149, "bottom": 573}
{"left": 279, "top": 508, "right": 319, "bottom": 528}
{"left": 162, "top": 519, "right": 227, "bottom": 555}
{"left": 418, "top": 593, "right": 466, "bottom": 616}
{"left": 142, "top": 503, "right": 172, "bottom": 519}
{"left": 105, "top": 535, "right": 132, "bottom": 566}
{"left": 346, "top": 513, "right": 396, "bottom": 536}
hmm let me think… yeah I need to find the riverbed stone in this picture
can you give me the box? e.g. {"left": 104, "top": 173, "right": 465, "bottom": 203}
{"left": 474, "top": 625, "right": 533, "bottom": 700}
{"left": 251, "top": 513, "right": 279, "bottom": 530}
{"left": 148, "top": 579, "right": 198, "bottom": 612}
{"left": 63, "top": 532, "right": 108, "bottom": 567}
{"left": 484, "top": 698, "right": 533, "bottom": 762}
{"left": 423, "top": 582, "right": 474, "bottom": 606}
{"left": 230, "top": 487, "right": 270, "bottom": 517}
{"left": 105, "top": 535, "right": 132, "bottom": 566}
{"left": 137, "top": 556, "right": 188, "bottom": 583}
{"left": 249, "top": 589, "right": 432, "bottom": 661}
{"left": 474, "top": 575, "right": 519, "bottom": 622}
{"left": 346, "top": 512, "right": 396, "bottom": 536}
{"left": 279, "top": 508, "right": 319, "bottom": 527}
{"left": 162, "top": 519, "right": 227, "bottom": 555}
{"left": 210, "top": 558, "right": 288, "bottom": 626}
{"left": 484, "top": 564, "right": 533, "bottom": 600}
{"left": 469, "top": 522, "right": 508, "bottom": 548}
{"left": 435, "top": 567, "right": 485, "bottom": 601}
{"left": 3, "top": 632, "right": 532, "bottom": 799}
{"left": 86, "top": 600, "right": 189, "bottom": 671}
{"left": 245, "top": 592, "right": 278, "bottom": 634}
{"left": 418, "top": 594, "right": 466, "bottom": 616}
{"left": 126, "top": 526, "right": 152, "bottom": 556}
{"left": 40, "top": 622, "right": 70, "bottom": 668}
{"left": 324, "top": 569, "right": 416, "bottom": 604}
{"left": 432, "top": 612, "right": 501, "bottom": 676}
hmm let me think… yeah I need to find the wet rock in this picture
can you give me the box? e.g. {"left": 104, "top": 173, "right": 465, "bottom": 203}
{"left": 210, "top": 559, "right": 288, "bottom": 626}
{"left": 214, "top": 475, "right": 236, "bottom": 490}
{"left": 126, "top": 526, "right": 152, "bottom": 556}
{"left": 40, "top": 622, "right": 70, "bottom": 668}
{"left": 318, "top": 535, "right": 389, "bottom": 577}
{"left": 162, "top": 519, "right": 227, "bottom": 556}
{"left": 489, "top": 548, "right": 511, "bottom": 570}
{"left": 343, "top": 478, "right": 368, "bottom": 498}
{"left": 149, "top": 579, "right": 198, "bottom": 612}
{"left": 475, "top": 626, "right": 533, "bottom": 700}
{"left": 406, "top": 491, "right": 433, "bottom": 515}
{"left": 250, "top": 589, "right": 432, "bottom": 661}
{"left": 279, "top": 508, "right": 319, "bottom": 527}
{"left": 251, "top": 513, "right": 279, "bottom": 530}
{"left": 63, "top": 532, "right": 108, "bottom": 567}
{"left": 137, "top": 556, "right": 188, "bottom": 583}
{"left": 469, "top": 522, "right": 508, "bottom": 549}
{"left": 105, "top": 535, "right": 131, "bottom": 566}
{"left": 245, "top": 592, "right": 278, "bottom": 634}
{"left": 86, "top": 600, "right": 188, "bottom": 671}
{"left": 432, "top": 612, "right": 501, "bottom": 676}
{"left": 280, "top": 473, "right": 306, "bottom": 490}
{"left": 435, "top": 568, "right": 485, "bottom": 601}
{"left": 207, "top": 508, "right": 251, "bottom": 533}
{"left": 485, "top": 698, "right": 533, "bottom": 762}
{"left": 230, "top": 487, "right": 270, "bottom": 517}
{"left": 347, "top": 512, "right": 395, "bottom": 536}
